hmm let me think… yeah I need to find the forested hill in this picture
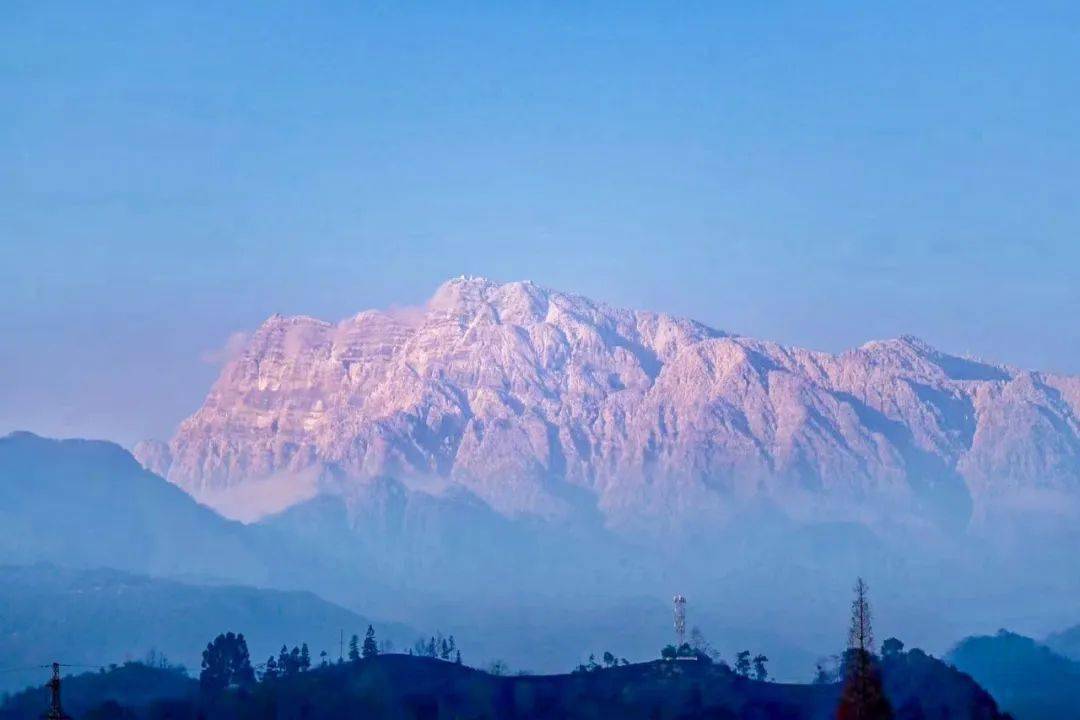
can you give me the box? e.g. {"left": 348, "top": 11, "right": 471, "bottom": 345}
{"left": 2, "top": 648, "right": 1007, "bottom": 720}
{"left": 947, "top": 630, "right": 1080, "bottom": 720}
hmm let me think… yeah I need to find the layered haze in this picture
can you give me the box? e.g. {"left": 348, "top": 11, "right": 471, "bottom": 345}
{"left": 111, "top": 276, "right": 1080, "bottom": 676}
{"left": 2, "top": 278, "right": 1077, "bottom": 684}
{"left": 6, "top": 4, "right": 1080, "bottom": 713}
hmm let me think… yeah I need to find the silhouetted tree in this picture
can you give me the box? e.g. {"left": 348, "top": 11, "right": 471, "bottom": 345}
{"left": 752, "top": 654, "right": 769, "bottom": 681}
{"left": 348, "top": 634, "right": 360, "bottom": 663}
{"left": 319, "top": 650, "right": 328, "bottom": 667}
{"left": 836, "top": 578, "right": 892, "bottom": 720}
{"left": 849, "top": 578, "right": 873, "bottom": 654}
{"left": 813, "top": 660, "right": 834, "bottom": 685}
{"left": 455, "top": 649, "right": 462, "bottom": 665}
{"left": 278, "top": 645, "right": 289, "bottom": 674}
{"left": 300, "top": 643, "right": 311, "bottom": 671}
{"left": 262, "top": 656, "right": 279, "bottom": 681}
{"left": 881, "top": 638, "right": 904, "bottom": 659}
{"left": 143, "top": 649, "right": 170, "bottom": 669}
{"left": 735, "top": 650, "right": 752, "bottom": 677}
{"left": 362, "top": 625, "right": 379, "bottom": 659}
{"left": 661, "top": 644, "right": 677, "bottom": 660}
{"left": 603, "top": 651, "right": 616, "bottom": 668}
{"left": 278, "top": 646, "right": 302, "bottom": 676}
{"left": 689, "top": 626, "right": 714, "bottom": 659}
{"left": 200, "top": 632, "right": 255, "bottom": 694}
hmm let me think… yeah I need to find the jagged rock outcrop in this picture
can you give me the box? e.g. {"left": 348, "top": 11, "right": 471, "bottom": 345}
{"left": 142, "top": 276, "right": 1080, "bottom": 529}
{"left": 132, "top": 438, "right": 172, "bottom": 479}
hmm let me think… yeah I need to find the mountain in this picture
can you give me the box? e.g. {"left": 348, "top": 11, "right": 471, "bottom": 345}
{"left": 0, "top": 432, "right": 267, "bottom": 584}
{"left": 0, "top": 429, "right": 845, "bottom": 679}
{"left": 0, "top": 430, "right": 688, "bottom": 678}
{"left": 0, "top": 564, "right": 412, "bottom": 694}
{"left": 946, "top": 630, "right": 1080, "bottom": 720}
{"left": 115, "top": 277, "right": 1080, "bottom": 676}
{"left": 141, "top": 276, "right": 1080, "bottom": 537}
{"left": 2, "top": 649, "right": 1009, "bottom": 720}
{"left": 1045, "top": 625, "right": 1080, "bottom": 662}
{"left": 0, "top": 431, "right": 380, "bottom": 596}
{"left": 0, "top": 433, "right": 419, "bottom": 656}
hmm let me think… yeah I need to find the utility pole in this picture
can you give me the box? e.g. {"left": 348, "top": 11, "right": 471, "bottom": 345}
{"left": 44, "top": 663, "right": 71, "bottom": 720}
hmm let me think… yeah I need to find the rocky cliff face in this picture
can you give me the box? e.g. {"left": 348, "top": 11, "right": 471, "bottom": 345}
{"left": 138, "top": 277, "right": 1080, "bottom": 529}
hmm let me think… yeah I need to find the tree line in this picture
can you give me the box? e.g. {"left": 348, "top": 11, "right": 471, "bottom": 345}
{"left": 407, "top": 631, "right": 461, "bottom": 664}
{"left": 198, "top": 624, "right": 384, "bottom": 694}
{"left": 195, "top": 578, "right": 936, "bottom": 720}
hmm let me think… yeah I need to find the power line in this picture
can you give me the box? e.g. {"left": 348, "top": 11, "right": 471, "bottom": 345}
{"left": 0, "top": 665, "right": 54, "bottom": 674}
{"left": 0, "top": 663, "right": 110, "bottom": 672}
{"left": 0, "top": 660, "right": 136, "bottom": 681}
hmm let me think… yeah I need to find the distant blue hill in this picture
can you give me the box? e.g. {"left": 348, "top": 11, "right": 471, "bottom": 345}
{"left": 0, "top": 431, "right": 404, "bottom": 603}
{"left": 0, "top": 432, "right": 420, "bottom": 694}
{"left": 947, "top": 629, "right": 1080, "bottom": 720}
{"left": 1046, "top": 624, "right": 1080, "bottom": 663}
{"left": 0, "top": 563, "right": 415, "bottom": 694}
{"left": 0, "top": 432, "right": 266, "bottom": 583}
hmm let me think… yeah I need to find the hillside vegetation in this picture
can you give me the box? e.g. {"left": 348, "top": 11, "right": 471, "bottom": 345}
{"left": 2, "top": 645, "right": 1007, "bottom": 720}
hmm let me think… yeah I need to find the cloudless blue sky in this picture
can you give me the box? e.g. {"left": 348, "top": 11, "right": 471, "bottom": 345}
{"left": 2, "top": 1, "right": 1078, "bottom": 445}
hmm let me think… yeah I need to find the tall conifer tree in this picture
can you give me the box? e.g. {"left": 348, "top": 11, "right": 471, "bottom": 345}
{"left": 836, "top": 578, "right": 892, "bottom": 720}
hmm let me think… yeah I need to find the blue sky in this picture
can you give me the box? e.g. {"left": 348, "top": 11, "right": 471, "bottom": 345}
{"left": 2, "top": 2, "right": 1078, "bottom": 445}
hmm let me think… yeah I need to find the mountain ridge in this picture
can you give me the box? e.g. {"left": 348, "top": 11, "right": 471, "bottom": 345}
{"left": 138, "top": 276, "right": 1080, "bottom": 531}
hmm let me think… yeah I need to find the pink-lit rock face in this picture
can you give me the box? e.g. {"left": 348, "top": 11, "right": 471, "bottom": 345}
{"left": 137, "top": 277, "right": 1080, "bottom": 530}
{"left": 132, "top": 438, "right": 172, "bottom": 480}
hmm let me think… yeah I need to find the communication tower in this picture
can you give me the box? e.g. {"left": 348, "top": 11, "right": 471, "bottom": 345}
{"left": 673, "top": 594, "right": 687, "bottom": 647}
